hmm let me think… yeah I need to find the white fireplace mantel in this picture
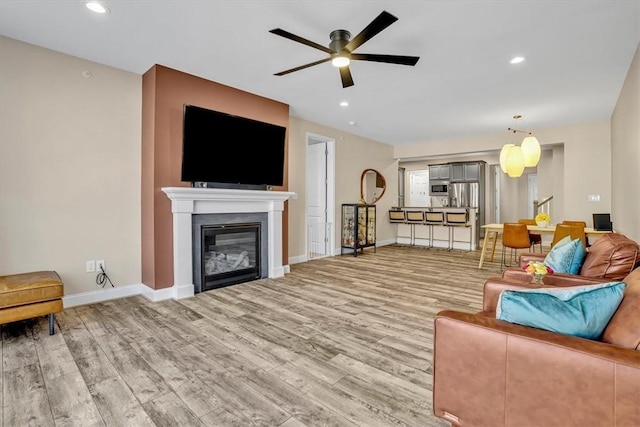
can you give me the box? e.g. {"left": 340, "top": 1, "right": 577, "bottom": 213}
{"left": 162, "top": 187, "right": 296, "bottom": 299}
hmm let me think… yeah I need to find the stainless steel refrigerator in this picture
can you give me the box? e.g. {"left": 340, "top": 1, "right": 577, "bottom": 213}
{"left": 448, "top": 167, "right": 486, "bottom": 245}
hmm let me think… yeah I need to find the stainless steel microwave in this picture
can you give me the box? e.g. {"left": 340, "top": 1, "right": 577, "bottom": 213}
{"left": 430, "top": 181, "right": 449, "bottom": 196}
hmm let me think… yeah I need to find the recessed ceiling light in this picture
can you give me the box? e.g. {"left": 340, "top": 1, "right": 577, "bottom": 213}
{"left": 86, "top": 2, "right": 109, "bottom": 14}
{"left": 510, "top": 56, "right": 525, "bottom": 64}
{"left": 340, "top": 101, "right": 349, "bottom": 107}
{"left": 348, "top": 121, "right": 357, "bottom": 126}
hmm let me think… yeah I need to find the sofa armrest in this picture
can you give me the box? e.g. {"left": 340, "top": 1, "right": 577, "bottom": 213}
{"left": 502, "top": 269, "right": 614, "bottom": 287}
{"left": 518, "top": 252, "right": 546, "bottom": 267}
{"left": 483, "top": 275, "right": 619, "bottom": 312}
{"left": 433, "top": 311, "right": 640, "bottom": 427}
{"left": 541, "top": 274, "right": 612, "bottom": 286}
{"left": 483, "top": 278, "right": 546, "bottom": 312}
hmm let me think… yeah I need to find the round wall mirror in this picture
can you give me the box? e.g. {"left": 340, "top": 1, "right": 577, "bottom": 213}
{"left": 360, "top": 169, "right": 386, "bottom": 204}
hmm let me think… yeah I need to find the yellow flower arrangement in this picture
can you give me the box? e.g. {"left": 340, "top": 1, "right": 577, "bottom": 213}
{"left": 535, "top": 212, "right": 551, "bottom": 223}
{"left": 524, "top": 261, "right": 553, "bottom": 283}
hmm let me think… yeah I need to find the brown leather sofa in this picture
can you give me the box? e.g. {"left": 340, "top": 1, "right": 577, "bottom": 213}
{"left": 503, "top": 232, "right": 640, "bottom": 283}
{"left": 433, "top": 267, "right": 640, "bottom": 427}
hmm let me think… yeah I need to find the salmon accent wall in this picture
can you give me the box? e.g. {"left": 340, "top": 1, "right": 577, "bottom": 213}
{"left": 141, "top": 65, "right": 289, "bottom": 290}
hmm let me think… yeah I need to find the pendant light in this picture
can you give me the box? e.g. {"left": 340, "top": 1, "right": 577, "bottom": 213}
{"left": 499, "top": 143, "right": 514, "bottom": 173}
{"left": 521, "top": 135, "right": 541, "bottom": 167}
{"left": 499, "top": 115, "right": 541, "bottom": 178}
{"left": 505, "top": 145, "right": 525, "bottom": 177}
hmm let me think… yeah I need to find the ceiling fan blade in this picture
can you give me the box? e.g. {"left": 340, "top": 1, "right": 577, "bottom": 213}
{"left": 339, "top": 66, "right": 354, "bottom": 88}
{"left": 344, "top": 11, "right": 398, "bottom": 52}
{"left": 350, "top": 53, "right": 420, "bottom": 66}
{"left": 269, "top": 28, "right": 335, "bottom": 54}
{"left": 274, "top": 57, "right": 331, "bottom": 76}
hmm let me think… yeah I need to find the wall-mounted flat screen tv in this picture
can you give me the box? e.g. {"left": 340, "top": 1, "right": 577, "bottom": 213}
{"left": 181, "top": 104, "right": 286, "bottom": 187}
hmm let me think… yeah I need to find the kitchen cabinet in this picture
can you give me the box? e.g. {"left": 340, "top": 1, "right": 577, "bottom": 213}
{"left": 451, "top": 162, "right": 481, "bottom": 182}
{"left": 464, "top": 163, "right": 480, "bottom": 181}
{"left": 429, "top": 164, "right": 450, "bottom": 180}
{"left": 341, "top": 204, "right": 376, "bottom": 256}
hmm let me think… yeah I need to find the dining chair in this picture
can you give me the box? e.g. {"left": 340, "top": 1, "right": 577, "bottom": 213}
{"left": 552, "top": 224, "right": 587, "bottom": 248}
{"left": 501, "top": 223, "right": 532, "bottom": 269}
{"left": 518, "top": 218, "right": 543, "bottom": 252}
{"left": 562, "top": 220, "right": 590, "bottom": 247}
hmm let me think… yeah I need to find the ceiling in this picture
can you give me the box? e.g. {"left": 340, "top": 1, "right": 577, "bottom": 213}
{"left": 1, "top": 1, "right": 638, "bottom": 146}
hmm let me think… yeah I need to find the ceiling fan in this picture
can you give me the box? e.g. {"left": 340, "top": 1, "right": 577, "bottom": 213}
{"left": 270, "top": 11, "right": 420, "bottom": 88}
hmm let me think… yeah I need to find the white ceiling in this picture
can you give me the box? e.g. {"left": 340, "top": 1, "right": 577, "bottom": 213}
{"left": 1, "top": 1, "right": 638, "bottom": 146}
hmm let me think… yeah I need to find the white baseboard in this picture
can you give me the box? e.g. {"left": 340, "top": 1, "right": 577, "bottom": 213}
{"left": 376, "top": 238, "right": 397, "bottom": 247}
{"left": 63, "top": 284, "right": 143, "bottom": 308}
{"left": 140, "top": 285, "right": 175, "bottom": 302}
{"left": 289, "top": 254, "right": 308, "bottom": 265}
{"left": 62, "top": 282, "right": 196, "bottom": 308}
{"left": 283, "top": 265, "right": 290, "bottom": 274}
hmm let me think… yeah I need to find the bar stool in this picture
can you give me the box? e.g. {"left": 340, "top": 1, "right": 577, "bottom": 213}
{"left": 388, "top": 210, "right": 406, "bottom": 224}
{"left": 425, "top": 211, "right": 445, "bottom": 248}
{"left": 405, "top": 211, "right": 426, "bottom": 245}
{"left": 445, "top": 211, "right": 471, "bottom": 251}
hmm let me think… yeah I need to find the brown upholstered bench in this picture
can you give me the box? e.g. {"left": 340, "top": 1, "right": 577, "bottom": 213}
{"left": 0, "top": 271, "right": 64, "bottom": 335}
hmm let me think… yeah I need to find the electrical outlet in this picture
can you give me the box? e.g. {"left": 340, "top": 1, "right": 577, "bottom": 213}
{"left": 96, "top": 260, "right": 106, "bottom": 272}
{"left": 588, "top": 194, "right": 601, "bottom": 202}
{"left": 86, "top": 260, "right": 96, "bottom": 273}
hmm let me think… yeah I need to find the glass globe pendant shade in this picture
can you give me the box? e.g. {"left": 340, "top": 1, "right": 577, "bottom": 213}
{"left": 506, "top": 145, "right": 525, "bottom": 177}
{"left": 499, "top": 143, "right": 515, "bottom": 173}
{"left": 521, "top": 135, "right": 541, "bottom": 167}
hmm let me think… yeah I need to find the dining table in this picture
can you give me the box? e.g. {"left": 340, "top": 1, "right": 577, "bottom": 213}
{"left": 478, "top": 223, "right": 611, "bottom": 268}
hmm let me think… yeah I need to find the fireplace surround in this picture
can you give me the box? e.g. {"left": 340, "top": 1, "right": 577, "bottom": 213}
{"left": 162, "top": 187, "right": 295, "bottom": 299}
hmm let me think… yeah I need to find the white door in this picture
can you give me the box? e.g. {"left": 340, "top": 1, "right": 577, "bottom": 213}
{"left": 409, "top": 170, "right": 430, "bottom": 206}
{"left": 307, "top": 139, "right": 329, "bottom": 258}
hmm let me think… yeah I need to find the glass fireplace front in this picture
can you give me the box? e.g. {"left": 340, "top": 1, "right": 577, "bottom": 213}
{"left": 199, "top": 223, "right": 261, "bottom": 291}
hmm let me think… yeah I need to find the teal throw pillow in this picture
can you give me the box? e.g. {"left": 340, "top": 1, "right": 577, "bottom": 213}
{"left": 496, "top": 282, "right": 626, "bottom": 339}
{"left": 544, "top": 236, "right": 580, "bottom": 274}
{"left": 569, "top": 241, "right": 587, "bottom": 274}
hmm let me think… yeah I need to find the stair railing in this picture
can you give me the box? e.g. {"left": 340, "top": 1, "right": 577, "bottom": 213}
{"left": 533, "top": 195, "right": 553, "bottom": 217}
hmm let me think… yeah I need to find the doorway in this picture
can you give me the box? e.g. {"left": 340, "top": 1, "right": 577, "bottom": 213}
{"left": 490, "top": 164, "right": 501, "bottom": 224}
{"left": 306, "top": 133, "right": 335, "bottom": 260}
{"left": 409, "top": 170, "right": 430, "bottom": 206}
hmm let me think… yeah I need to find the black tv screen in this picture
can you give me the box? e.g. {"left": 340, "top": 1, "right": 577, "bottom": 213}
{"left": 181, "top": 105, "right": 286, "bottom": 187}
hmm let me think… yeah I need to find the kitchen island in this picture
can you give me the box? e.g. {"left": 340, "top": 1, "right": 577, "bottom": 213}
{"left": 390, "top": 206, "right": 479, "bottom": 250}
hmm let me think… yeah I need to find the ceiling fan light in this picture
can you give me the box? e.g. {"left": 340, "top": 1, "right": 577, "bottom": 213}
{"left": 521, "top": 135, "right": 541, "bottom": 167}
{"left": 499, "top": 143, "right": 514, "bottom": 173}
{"left": 331, "top": 56, "right": 350, "bottom": 68}
{"left": 506, "top": 145, "right": 525, "bottom": 178}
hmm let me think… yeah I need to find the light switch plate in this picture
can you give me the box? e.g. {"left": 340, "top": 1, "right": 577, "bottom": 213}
{"left": 588, "top": 194, "right": 600, "bottom": 202}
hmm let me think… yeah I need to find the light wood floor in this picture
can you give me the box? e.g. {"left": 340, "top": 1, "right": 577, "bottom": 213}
{"left": 2, "top": 245, "right": 504, "bottom": 426}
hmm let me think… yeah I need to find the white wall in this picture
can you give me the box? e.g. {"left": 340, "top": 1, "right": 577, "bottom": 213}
{"left": 611, "top": 44, "right": 640, "bottom": 242}
{"left": 288, "top": 117, "right": 397, "bottom": 262}
{"left": 0, "top": 37, "right": 142, "bottom": 295}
